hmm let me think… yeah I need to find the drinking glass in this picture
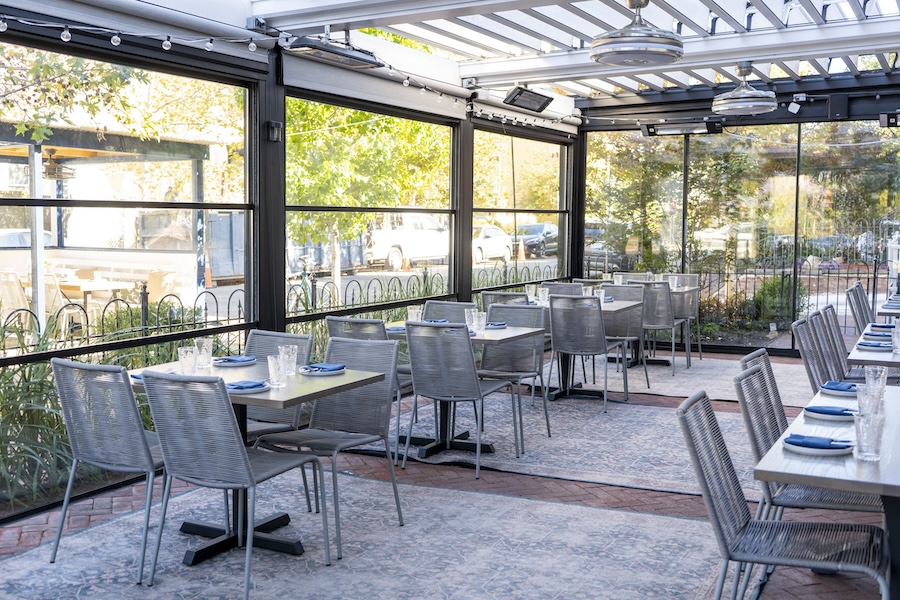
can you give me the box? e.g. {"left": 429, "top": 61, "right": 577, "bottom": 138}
{"left": 278, "top": 344, "right": 298, "bottom": 378}
{"left": 473, "top": 311, "right": 487, "bottom": 334}
{"left": 194, "top": 337, "right": 212, "bottom": 369}
{"left": 525, "top": 284, "right": 537, "bottom": 301}
{"left": 668, "top": 275, "right": 679, "bottom": 290}
{"left": 613, "top": 273, "right": 623, "bottom": 285}
{"left": 537, "top": 287, "right": 549, "bottom": 305}
{"left": 177, "top": 346, "right": 197, "bottom": 375}
{"left": 864, "top": 365, "right": 887, "bottom": 394}
{"left": 407, "top": 305, "right": 422, "bottom": 322}
{"left": 581, "top": 285, "right": 592, "bottom": 296}
{"left": 856, "top": 383, "right": 884, "bottom": 416}
{"left": 854, "top": 412, "right": 885, "bottom": 461}
{"left": 267, "top": 355, "right": 286, "bottom": 388}
{"left": 892, "top": 328, "right": 900, "bottom": 354}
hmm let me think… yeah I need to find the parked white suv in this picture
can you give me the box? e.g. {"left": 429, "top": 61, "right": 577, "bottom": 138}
{"left": 366, "top": 213, "right": 450, "bottom": 271}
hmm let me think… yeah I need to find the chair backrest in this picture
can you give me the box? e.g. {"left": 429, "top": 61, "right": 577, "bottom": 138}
{"left": 846, "top": 282, "right": 873, "bottom": 334}
{"left": 325, "top": 316, "right": 389, "bottom": 341}
{"left": 738, "top": 348, "right": 788, "bottom": 434}
{"left": 676, "top": 391, "right": 751, "bottom": 560}
{"left": 659, "top": 273, "right": 700, "bottom": 287}
{"left": 480, "top": 291, "right": 528, "bottom": 312}
{"left": 641, "top": 281, "right": 676, "bottom": 329}
{"left": 244, "top": 329, "right": 314, "bottom": 361}
{"left": 50, "top": 358, "right": 156, "bottom": 473}
{"left": 821, "top": 304, "right": 851, "bottom": 375}
{"left": 808, "top": 309, "right": 844, "bottom": 382}
{"left": 733, "top": 363, "right": 788, "bottom": 504}
{"left": 482, "top": 304, "right": 546, "bottom": 373}
{"left": 422, "top": 300, "right": 476, "bottom": 323}
{"left": 541, "top": 282, "right": 584, "bottom": 295}
{"left": 142, "top": 371, "right": 254, "bottom": 488}
{"left": 791, "top": 316, "right": 831, "bottom": 392}
{"left": 308, "top": 338, "right": 399, "bottom": 437}
{"left": 572, "top": 278, "right": 612, "bottom": 285}
{"left": 601, "top": 284, "right": 645, "bottom": 339}
{"left": 548, "top": 295, "right": 610, "bottom": 356}
{"left": 620, "top": 272, "right": 654, "bottom": 282}
{"left": 1, "top": 271, "right": 31, "bottom": 325}
{"left": 406, "top": 322, "right": 482, "bottom": 400}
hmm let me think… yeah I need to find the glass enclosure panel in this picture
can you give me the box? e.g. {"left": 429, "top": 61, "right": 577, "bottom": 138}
{"left": 473, "top": 130, "right": 567, "bottom": 289}
{"left": 285, "top": 209, "right": 452, "bottom": 316}
{"left": 584, "top": 131, "right": 683, "bottom": 276}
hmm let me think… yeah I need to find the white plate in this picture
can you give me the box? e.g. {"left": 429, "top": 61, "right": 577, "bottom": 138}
{"left": 803, "top": 407, "right": 855, "bottom": 422}
{"left": 863, "top": 333, "right": 892, "bottom": 341}
{"left": 856, "top": 343, "right": 893, "bottom": 352}
{"left": 213, "top": 357, "right": 257, "bottom": 367}
{"left": 782, "top": 439, "right": 853, "bottom": 456}
{"left": 870, "top": 324, "right": 895, "bottom": 332}
{"left": 299, "top": 367, "right": 346, "bottom": 377}
{"left": 819, "top": 386, "right": 857, "bottom": 398}
{"left": 225, "top": 381, "right": 270, "bottom": 395}
{"left": 485, "top": 323, "right": 507, "bottom": 329}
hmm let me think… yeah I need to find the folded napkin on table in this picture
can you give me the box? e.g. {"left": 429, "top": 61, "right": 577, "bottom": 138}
{"left": 882, "top": 303, "right": 900, "bottom": 308}
{"left": 425, "top": 319, "right": 448, "bottom": 323}
{"left": 225, "top": 380, "right": 267, "bottom": 391}
{"left": 857, "top": 341, "right": 892, "bottom": 348}
{"left": 214, "top": 355, "right": 256, "bottom": 363}
{"left": 821, "top": 380, "right": 856, "bottom": 392}
{"left": 604, "top": 296, "right": 614, "bottom": 302}
{"left": 784, "top": 434, "right": 851, "bottom": 450}
{"left": 130, "top": 373, "right": 143, "bottom": 381}
{"left": 305, "top": 363, "right": 345, "bottom": 372}
{"left": 870, "top": 323, "right": 896, "bottom": 329}
{"left": 805, "top": 405, "right": 856, "bottom": 416}
{"left": 385, "top": 325, "right": 406, "bottom": 332}
{"left": 487, "top": 321, "right": 506, "bottom": 327}
{"left": 864, "top": 332, "right": 892, "bottom": 339}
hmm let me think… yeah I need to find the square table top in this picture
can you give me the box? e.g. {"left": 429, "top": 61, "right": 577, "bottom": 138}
{"left": 130, "top": 360, "right": 384, "bottom": 410}
{"left": 387, "top": 322, "right": 544, "bottom": 345}
{"left": 847, "top": 324, "right": 900, "bottom": 368}
{"left": 754, "top": 385, "right": 900, "bottom": 497}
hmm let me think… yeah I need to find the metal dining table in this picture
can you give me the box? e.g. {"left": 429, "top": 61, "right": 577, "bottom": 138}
{"left": 131, "top": 360, "right": 383, "bottom": 566}
{"left": 847, "top": 324, "right": 900, "bottom": 369}
{"left": 755, "top": 385, "right": 900, "bottom": 599}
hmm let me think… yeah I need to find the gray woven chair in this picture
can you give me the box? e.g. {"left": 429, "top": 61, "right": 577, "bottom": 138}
{"left": 548, "top": 294, "right": 626, "bottom": 412}
{"left": 639, "top": 281, "right": 689, "bottom": 375}
{"left": 792, "top": 315, "right": 840, "bottom": 393}
{"left": 734, "top": 357, "right": 881, "bottom": 521}
{"left": 677, "top": 390, "right": 889, "bottom": 600}
{"left": 819, "top": 304, "right": 869, "bottom": 381}
{"left": 666, "top": 275, "right": 703, "bottom": 360}
{"left": 480, "top": 291, "right": 529, "bottom": 312}
{"left": 325, "top": 315, "right": 412, "bottom": 464}
{"left": 255, "top": 337, "right": 403, "bottom": 560}
{"left": 49, "top": 358, "right": 165, "bottom": 584}
{"left": 243, "top": 329, "right": 313, "bottom": 437}
{"left": 404, "top": 321, "right": 516, "bottom": 477}
{"left": 541, "top": 281, "right": 584, "bottom": 295}
{"left": 847, "top": 281, "right": 876, "bottom": 334}
{"left": 602, "top": 284, "right": 650, "bottom": 391}
{"left": 142, "top": 371, "right": 329, "bottom": 600}
{"left": 479, "top": 303, "right": 551, "bottom": 451}
{"left": 422, "top": 299, "right": 476, "bottom": 322}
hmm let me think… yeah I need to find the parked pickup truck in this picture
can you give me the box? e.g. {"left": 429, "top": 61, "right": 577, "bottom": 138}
{"left": 365, "top": 213, "right": 450, "bottom": 271}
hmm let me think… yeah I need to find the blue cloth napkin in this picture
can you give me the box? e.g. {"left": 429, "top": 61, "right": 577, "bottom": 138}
{"left": 857, "top": 341, "right": 892, "bottom": 348}
{"left": 821, "top": 380, "right": 856, "bottom": 392}
{"left": 604, "top": 296, "right": 614, "bottom": 302}
{"left": 225, "top": 380, "right": 267, "bottom": 391}
{"left": 871, "top": 322, "right": 895, "bottom": 328}
{"left": 306, "top": 363, "right": 345, "bottom": 372}
{"left": 882, "top": 303, "right": 900, "bottom": 308}
{"left": 130, "top": 373, "right": 143, "bottom": 381}
{"left": 487, "top": 321, "right": 506, "bottom": 327}
{"left": 425, "top": 319, "right": 448, "bottom": 323}
{"left": 214, "top": 355, "right": 256, "bottom": 363}
{"left": 785, "top": 434, "right": 851, "bottom": 450}
{"left": 865, "top": 332, "right": 892, "bottom": 338}
{"left": 805, "top": 405, "right": 856, "bottom": 416}
{"left": 385, "top": 325, "right": 406, "bottom": 332}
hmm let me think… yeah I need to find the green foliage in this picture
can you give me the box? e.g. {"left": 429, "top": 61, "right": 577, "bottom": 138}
{"left": 752, "top": 275, "right": 809, "bottom": 328}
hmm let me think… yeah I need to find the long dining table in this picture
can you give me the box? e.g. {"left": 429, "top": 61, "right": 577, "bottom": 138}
{"left": 131, "top": 359, "right": 384, "bottom": 565}
{"left": 847, "top": 324, "right": 900, "bottom": 369}
{"left": 754, "top": 385, "right": 900, "bottom": 599}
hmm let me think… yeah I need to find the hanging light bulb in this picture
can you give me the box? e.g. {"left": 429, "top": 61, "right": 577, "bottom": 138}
{"left": 248, "top": 40, "right": 257, "bottom": 52}
{"left": 403, "top": 78, "right": 410, "bottom": 87}
{"left": 711, "top": 62, "right": 777, "bottom": 116}
{"left": 205, "top": 38, "right": 214, "bottom": 51}
{"left": 60, "top": 27, "right": 72, "bottom": 42}
{"left": 589, "top": 0, "right": 682, "bottom": 67}
{"left": 437, "top": 93, "right": 443, "bottom": 102}
{"left": 110, "top": 32, "right": 121, "bottom": 46}
{"left": 419, "top": 87, "right": 426, "bottom": 95}
{"left": 162, "top": 36, "right": 172, "bottom": 50}
{"left": 0, "top": 18, "right": 8, "bottom": 33}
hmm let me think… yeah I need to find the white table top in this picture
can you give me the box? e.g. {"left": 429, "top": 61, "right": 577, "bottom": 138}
{"left": 754, "top": 385, "right": 900, "bottom": 497}
{"left": 387, "top": 323, "right": 544, "bottom": 345}
{"left": 847, "top": 325, "right": 900, "bottom": 368}
{"left": 131, "top": 360, "right": 384, "bottom": 410}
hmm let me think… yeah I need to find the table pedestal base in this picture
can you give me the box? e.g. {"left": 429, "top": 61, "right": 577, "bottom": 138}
{"left": 180, "top": 511, "right": 303, "bottom": 566}
{"left": 882, "top": 495, "right": 900, "bottom": 600}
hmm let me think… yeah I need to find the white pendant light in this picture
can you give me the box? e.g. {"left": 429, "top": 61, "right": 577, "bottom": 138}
{"left": 712, "top": 62, "right": 777, "bottom": 116}
{"left": 589, "top": 0, "right": 683, "bottom": 67}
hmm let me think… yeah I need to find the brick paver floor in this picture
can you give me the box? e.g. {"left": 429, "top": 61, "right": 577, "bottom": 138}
{"left": 0, "top": 355, "right": 884, "bottom": 598}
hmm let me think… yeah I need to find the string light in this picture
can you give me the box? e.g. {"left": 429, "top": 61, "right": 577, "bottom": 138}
{"left": 248, "top": 40, "right": 257, "bottom": 51}
{"left": 161, "top": 35, "right": 171, "bottom": 50}
{"left": 465, "top": 101, "right": 581, "bottom": 127}
{"left": 402, "top": 78, "right": 410, "bottom": 87}
{"left": 110, "top": 32, "right": 121, "bottom": 46}
{"left": 204, "top": 38, "right": 214, "bottom": 51}
{"left": 60, "top": 26, "right": 71, "bottom": 42}
{"left": 0, "top": 18, "right": 7, "bottom": 33}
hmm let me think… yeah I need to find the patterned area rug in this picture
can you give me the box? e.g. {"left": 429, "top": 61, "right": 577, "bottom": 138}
{"left": 550, "top": 355, "right": 813, "bottom": 408}
{"left": 0, "top": 473, "right": 724, "bottom": 599}
{"left": 397, "top": 397, "right": 763, "bottom": 501}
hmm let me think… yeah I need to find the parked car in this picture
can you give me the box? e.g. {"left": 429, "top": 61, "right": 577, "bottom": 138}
{"left": 472, "top": 225, "right": 513, "bottom": 263}
{"left": 365, "top": 213, "right": 450, "bottom": 271}
{"left": 513, "top": 223, "right": 558, "bottom": 258}
{"left": 0, "top": 229, "right": 54, "bottom": 247}
{"left": 584, "top": 240, "right": 623, "bottom": 271}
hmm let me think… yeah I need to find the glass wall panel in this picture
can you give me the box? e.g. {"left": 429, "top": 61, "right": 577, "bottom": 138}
{"left": 473, "top": 130, "right": 567, "bottom": 288}
{"left": 284, "top": 98, "right": 452, "bottom": 315}
{"left": 584, "top": 131, "right": 683, "bottom": 277}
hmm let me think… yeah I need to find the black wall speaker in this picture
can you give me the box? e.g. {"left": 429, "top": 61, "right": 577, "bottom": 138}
{"left": 829, "top": 94, "right": 849, "bottom": 119}
{"left": 880, "top": 113, "right": 899, "bottom": 127}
